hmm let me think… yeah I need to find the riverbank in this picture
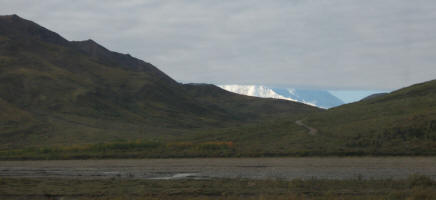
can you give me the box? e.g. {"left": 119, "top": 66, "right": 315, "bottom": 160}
{"left": 1, "top": 176, "right": 435, "bottom": 200}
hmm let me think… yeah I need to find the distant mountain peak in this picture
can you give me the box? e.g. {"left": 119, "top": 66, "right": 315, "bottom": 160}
{"left": 219, "top": 85, "right": 344, "bottom": 108}
{"left": 219, "top": 84, "right": 300, "bottom": 102}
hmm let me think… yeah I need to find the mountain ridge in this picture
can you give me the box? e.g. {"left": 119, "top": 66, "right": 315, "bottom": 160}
{"left": 0, "top": 15, "right": 319, "bottom": 148}
{"left": 0, "top": 14, "right": 69, "bottom": 46}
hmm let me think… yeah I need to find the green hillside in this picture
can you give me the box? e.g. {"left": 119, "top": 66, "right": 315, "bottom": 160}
{"left": 303, "top": 79, "right": 436, "bottom": 155}
{"left": 0, "top": 15, "right": 318, "bottom": 152}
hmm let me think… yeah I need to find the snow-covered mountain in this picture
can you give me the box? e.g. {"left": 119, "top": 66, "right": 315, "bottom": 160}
{"left": 218, "top": 85, "right": 344, "bottom": 109}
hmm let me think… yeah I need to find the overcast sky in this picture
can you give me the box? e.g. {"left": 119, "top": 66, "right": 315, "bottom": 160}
{"left": 2, "top": 0, "right": 436, "bottom": 90}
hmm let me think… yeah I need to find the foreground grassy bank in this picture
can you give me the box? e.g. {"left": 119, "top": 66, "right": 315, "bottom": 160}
{"left": 1, "top": 139, "right": 436, "bottom": 160}
{"left": 0, "top": 175, "right": 435, "bottom": 200}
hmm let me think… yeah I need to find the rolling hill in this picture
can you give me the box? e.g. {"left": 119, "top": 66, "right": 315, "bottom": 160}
{"left": 303, "top": 79, "right": 436, "bottom": 155}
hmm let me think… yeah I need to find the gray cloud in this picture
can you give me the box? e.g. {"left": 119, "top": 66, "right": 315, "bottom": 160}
{"left": 1, "top": 0, "right": 436, "bottom": 90}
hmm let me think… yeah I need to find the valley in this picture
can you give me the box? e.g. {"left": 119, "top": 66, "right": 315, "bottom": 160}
{"left": 0, "top": 11, "right": 435, "bottom": 200}
{"left": 2, "top": 1, "right": 436, "bottom": 200}
{"left": 0, "top": 15, "right": 435, "bottom": 159}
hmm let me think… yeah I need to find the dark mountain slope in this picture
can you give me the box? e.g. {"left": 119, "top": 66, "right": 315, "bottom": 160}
{"left": 0, "top": 15, "right": 319, "bottom": 148}
{"left": 0, "top": 14, "right": 69, "bottom": 46}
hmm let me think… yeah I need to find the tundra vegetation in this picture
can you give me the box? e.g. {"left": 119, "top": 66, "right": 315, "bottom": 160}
{"left": 0, "top": 175, "right": 435, "bottom": 200}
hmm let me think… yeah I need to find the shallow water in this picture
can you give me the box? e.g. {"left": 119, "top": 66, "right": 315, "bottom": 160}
{"left": 0, "top": 157, "right": 435, "bottom": 180}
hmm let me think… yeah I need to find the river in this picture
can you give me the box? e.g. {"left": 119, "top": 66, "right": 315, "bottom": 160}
{"left": 0, "top": 157, "right": 435, "bottom": 180}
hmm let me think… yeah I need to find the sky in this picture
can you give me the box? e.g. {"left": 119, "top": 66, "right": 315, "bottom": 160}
{"left": 329, "top": 90, "right": 388, "bottom": 103}
{"left": 1, "top": 0, "right": 436, "bottom": 91}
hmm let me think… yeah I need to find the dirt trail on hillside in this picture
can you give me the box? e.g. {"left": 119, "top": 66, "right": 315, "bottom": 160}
{"left": 296, "top": 120, "right": 318, "bottom": 135}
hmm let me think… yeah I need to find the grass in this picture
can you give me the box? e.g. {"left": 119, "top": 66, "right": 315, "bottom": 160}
{"left": 1, "top": 111, "right": 434, "bottom": 160}
{"left": 0, "top": 175, "right": 435, "bottom": 199}
{"left": 0, "top": 140, "right": 237, "bottom": 159}
{"left": 0, "top": 114, "right": 434, "bottom": 159}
